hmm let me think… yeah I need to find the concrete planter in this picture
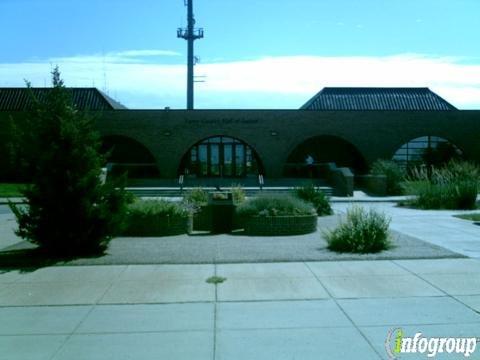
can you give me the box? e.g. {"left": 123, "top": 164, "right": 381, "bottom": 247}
{"left": 123, "top": 214, "right": 192, "bottom": 237}
{"left": 243, "top": 214, "right": 317, "bottom": 236}
{"left": 208, "top": 192, "right": 235, "bottom": 234}
{"left": 193, "top": 206, "right": 212, "bottom": 231}
{"left": 193, "top": 202, "right": 236, "bottom": 233}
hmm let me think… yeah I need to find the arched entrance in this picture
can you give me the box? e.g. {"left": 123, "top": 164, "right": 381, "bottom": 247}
{"left": 284, "top": 135, "right": 368, "bottom": 176}
{"left": 179, "top": 136, "right": 263, "bottom": 178}
{"left": 101, "top": 135, "right": 160, "bottom": 178}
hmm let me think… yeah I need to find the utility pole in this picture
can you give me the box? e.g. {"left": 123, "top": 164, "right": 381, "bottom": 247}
{"left": 177, "top": 0, "right": 204, "bottom": 110}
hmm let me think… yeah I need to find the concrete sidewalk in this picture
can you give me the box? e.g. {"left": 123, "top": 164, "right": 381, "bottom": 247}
{"left": 0, "top": 259, "right": 479, "bottom": 360}
{"left": 1, "top": 200, "right": 479, "bottom": 359}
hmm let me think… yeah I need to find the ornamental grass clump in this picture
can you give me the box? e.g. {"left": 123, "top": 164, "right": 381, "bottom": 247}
{"left": 183, "top": 187, "right": 208, "bottom": 205}
{"left": 236, "top": 194, "right": 315, "bottom": 217}
{"left": 123, "top": 199, "right": 191, "bottom": 236}
{"left": 294, "top": 183, "right": 332, "bottom": 216}
{"left": 325, "top": 206, "right": 391, "bottom": 253}
{"left": 404, "top": 161, "right": 479, "bottom": 210}
{"left": 230, "top": 184, "right": 246, "bottom": 204}
{"left": 182, "top": 187, "right": 208, "bottom": 213}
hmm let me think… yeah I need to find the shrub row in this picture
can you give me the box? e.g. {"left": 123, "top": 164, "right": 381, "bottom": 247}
{"left": 370, "top": 159, "right": 405, "bottom": 195}
{"left": 182, "top": 186, "right": 246, "bottom": 208}
{"left": 236, "top": 194, "right": 316, "bottom": 217}
{"left": 122, "top": 200, "right": 191, "bottom": 236}
{"left": 123, "top": 184, "right": 335, "bottom": 236}
{"left": 121, "top": 194, "right": 392, "bottom": 255}
{"left": 370, "top": 159, "right": 479, "bottom": 210}
{"left": 403, "top": 161, "right": 479, "bottom": 210}
{"left": 294, "top": 184, "right": 332, "bottom": 216}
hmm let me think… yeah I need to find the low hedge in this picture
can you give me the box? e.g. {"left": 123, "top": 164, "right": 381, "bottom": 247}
{"left": 370, "top": 159, "right": 405, "bottom": 195}
{"left": 122, "top": 200, "right": 192, "bottom": 236}
{"left": 236, "top": 194, "right": 316, "bottom": 217}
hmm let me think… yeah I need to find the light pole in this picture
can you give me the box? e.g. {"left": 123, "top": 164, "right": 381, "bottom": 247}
{"left": 177, "top": 0, "right": 204, "bottom": 110}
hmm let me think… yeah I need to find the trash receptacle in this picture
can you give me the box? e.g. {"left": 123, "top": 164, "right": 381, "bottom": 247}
{"left": 208, "top": 192, "right": 234, "bottom": 234}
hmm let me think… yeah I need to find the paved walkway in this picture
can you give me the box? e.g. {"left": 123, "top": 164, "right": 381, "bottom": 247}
{"left": 333, "top": 202, "right": 480, "bottom": 259}
{"left": 1, "top": 259, "right": 480, "bottom": 360}
{"left": 0, "top": 207, "right": 21, "bottom": 250}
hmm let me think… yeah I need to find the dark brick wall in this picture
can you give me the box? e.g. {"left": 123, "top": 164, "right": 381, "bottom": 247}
{"left": 1, "top": 109, "right": 480, "bottom": 179}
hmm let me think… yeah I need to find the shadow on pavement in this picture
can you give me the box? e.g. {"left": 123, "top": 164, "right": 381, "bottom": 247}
{"left": 0, "top": 243, "right": 105, "bottom": 272}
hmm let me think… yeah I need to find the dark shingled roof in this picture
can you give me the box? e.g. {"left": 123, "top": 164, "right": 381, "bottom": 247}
{"left": 301, "top": 87, "right": 457, "bottom": 111}
{"left": 0, "top": 87, "right": 127, "bottom": 111}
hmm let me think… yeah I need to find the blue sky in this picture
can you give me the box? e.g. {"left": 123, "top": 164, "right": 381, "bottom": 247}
{"left": 1, "top": 0, "right": 479, "bottom": 109}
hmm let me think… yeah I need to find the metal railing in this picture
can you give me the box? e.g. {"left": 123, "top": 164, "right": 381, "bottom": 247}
{"left": 178, "top": 174, "right": 184, "bottom": 192}
{"left": 258, "top": 174, "right": 264, "bottom": 190}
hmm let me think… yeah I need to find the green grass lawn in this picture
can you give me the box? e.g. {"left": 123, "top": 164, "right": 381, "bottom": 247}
{"left": 454, "top": 213, "right": 480, "bottom": 222}
{"left": 0, "top": 183, "right": 27, "bottom": 197}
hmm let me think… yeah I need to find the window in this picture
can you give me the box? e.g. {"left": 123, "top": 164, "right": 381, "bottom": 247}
{"left": 182, "top": 136, "right": 260, "bottom": 177}
{"left": 393, "top": 136, "right": 462, "bottom": 168}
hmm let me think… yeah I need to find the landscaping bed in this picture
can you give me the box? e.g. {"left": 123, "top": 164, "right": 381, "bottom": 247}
{"left": 454, "top": 213, "right": 480, "bottom": 222}
{"left": 186, "top": 187, "right": 330, "bottom": 235}
{"left": 122, "top": 200, "right": 192, "bottom": 236}
{"left": 242, "top": 214, "right": 318, "bottom": 236}
{"left": 2, "top": 213, "right": 463, "bottom": 266}
{"left": 402, "top": 161, "right": 479, "bottom": 210}
{"left": 236, "top": 194, "right": 318, "bottom": 236}
{"left": 184, "top": 187, "right": 246, "bottom": 233}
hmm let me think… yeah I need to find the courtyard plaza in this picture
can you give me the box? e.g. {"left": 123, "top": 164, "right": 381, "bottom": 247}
{"left": 0, "top": 199, "right": 479, "bottom": 359}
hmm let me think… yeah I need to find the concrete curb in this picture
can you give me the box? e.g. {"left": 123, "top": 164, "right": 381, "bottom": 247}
{"left": 0, "top": 198, "right": 24, "bottom": 205}
{"left": 330, "top": 197, "right": 410, "bottom": 203}
{"left": 0, "top": 197, "right": 26, "bottom": 205}
{"left": 0, "top": 197, "right": 411, "bottom": 205}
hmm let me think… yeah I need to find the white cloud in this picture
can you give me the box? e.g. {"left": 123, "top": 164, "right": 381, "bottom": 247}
{"left": 111, "top": 50, "right": 181, "bottom": 57}
{"left": 0, "top": 53, "right": 479, "bottom": 109}
{"left": 48, "top": 49, "right": 181, "bottom": 64}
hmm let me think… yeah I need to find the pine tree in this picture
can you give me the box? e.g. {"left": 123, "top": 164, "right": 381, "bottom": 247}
{"left": 10, "top": 67, "right": 129, "bottom": 256}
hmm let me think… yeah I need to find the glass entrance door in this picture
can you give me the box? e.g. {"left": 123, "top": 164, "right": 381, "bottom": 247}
{"left": 210, "top": 144, "right": 220, "bottom": 176}
{"left": 198, "top": 144, "right": 208, "bottom": 176}
{"left": 234, "top": 144, "right": 244, "bottom": 176}
{"left": 183, "top": 136, "right": 260, "bottom": 178}
{"left": 223, "top": 144, "right": 233, "bottom": 176}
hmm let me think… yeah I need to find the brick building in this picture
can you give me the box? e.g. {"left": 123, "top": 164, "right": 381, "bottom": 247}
{"left": 1, "top": 87, "right": 479, "bottom": 189}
